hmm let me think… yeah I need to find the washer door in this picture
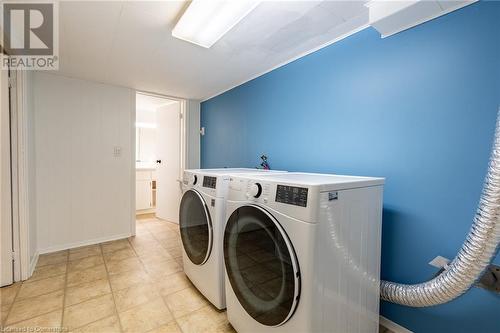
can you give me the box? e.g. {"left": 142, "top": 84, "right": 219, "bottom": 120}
{"left": 224, "top": 205, "right": 300, "bottom": 327}
{"left": 179, "top": 189, "right": 213, "bottom": 265}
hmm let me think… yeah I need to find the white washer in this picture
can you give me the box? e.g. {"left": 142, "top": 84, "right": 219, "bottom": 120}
{"left": 179, "top": 168, "right": 286, "bottom": 310}
{"left": 224, "top": 172, "right": 384, "bottom": 333}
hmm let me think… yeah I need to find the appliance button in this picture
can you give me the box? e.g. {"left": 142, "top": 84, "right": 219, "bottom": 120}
{"left": 250, "top": 183, "right": 263, "bottom": 198}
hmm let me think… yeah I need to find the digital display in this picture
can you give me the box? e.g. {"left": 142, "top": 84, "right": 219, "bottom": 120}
{"left": 203, "top": 176, "right": 217, "bottom": 189}
{"left": 275, "top": 185, "right": 308, "bottom": 207}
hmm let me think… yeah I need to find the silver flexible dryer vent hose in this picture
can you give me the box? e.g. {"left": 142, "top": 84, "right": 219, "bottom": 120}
{"left": 380, "top": 110, "right": 500, "bottom": 307}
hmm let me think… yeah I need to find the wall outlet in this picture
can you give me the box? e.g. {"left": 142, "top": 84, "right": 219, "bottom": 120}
{"left": 113, "top": 146, "right": 122, "bottom": 157}
{"left": 429, "top": 256, "right": 450, "bottom": 269}
{"left": 200, "top": 127, "right": 205, "bottom": 136}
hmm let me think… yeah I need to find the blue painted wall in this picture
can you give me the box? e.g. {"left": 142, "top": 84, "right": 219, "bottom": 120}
{"left": 201, "top": 2, "right": 500, "bottom": 332}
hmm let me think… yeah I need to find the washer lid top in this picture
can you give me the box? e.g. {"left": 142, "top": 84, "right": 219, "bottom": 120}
{"left": 238, "top": 172, "right": 384, "bottom": 192}
{"left": 185, "top": 168, "right": 287, "bottom": 177}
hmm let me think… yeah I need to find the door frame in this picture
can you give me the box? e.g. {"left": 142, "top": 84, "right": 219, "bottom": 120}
{"left": 9, "top": 67, "right": 21, "bottom": 282}
{"left": 14, "top": 70, "right": 33, "bottom": 280}
{"left": 134, "top": 90, "right": 194, "bottom": 228}
{"left": 1, "top": 55, "right": 14, "bottom": 286}
{"left": 2, "top": 65, "right": 32, "bottom": 283}
{"left": 136, "top": 91, "right": 187, "bottom": 185}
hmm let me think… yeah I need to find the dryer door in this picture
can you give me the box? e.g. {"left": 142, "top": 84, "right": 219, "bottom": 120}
{"left": 179, "top": 189, "right": 213, "bottom": 265}
{"left": 224, "top": 205, "right": 300, "bottom": 327}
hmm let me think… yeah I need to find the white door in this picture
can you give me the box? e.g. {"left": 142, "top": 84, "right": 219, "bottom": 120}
{"left": 1, "top": 65, "right": 14, "bottom": 286}
{"left": 155, "top": 102, "right": 181, "bottom": 223}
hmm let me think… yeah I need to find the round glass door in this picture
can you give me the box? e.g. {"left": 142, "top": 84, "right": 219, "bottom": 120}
{"left": 224, "top": 205, "right": 300, "bottom": 326}
{"left": 179, "top": 190, "right": 213, "bottom": 265}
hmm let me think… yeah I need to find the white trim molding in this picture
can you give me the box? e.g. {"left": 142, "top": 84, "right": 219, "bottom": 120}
{"left": 130, "top": 90, "right": 137, "bottom": 237}
{"left": 29, "top": 251, "right": 39, "bottom": 277}
{"left": 380, "top": 316, "right": 414, "bottom": 333}
{"left": 38, "top": 233, "right": 133, "bottom": 255}
{"left": 16, "top": 71, "right": 32, "bottom": 281}
{"left": 10, "top": 69, "right": 21, "bottom": 282}
{"left": 366, "top": 0, "right": 477, "bottom": 38}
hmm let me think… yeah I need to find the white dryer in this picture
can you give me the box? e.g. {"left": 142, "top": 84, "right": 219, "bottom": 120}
{"left": 223, "top": 172, "right": 384, "bottom": 332}
{"left": 179, "top": 168, "right": 286, "bottom": 310}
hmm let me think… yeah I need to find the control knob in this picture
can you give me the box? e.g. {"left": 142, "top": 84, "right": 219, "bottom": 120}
{"left": 191, "top": 174, "right": 198, "bottom": 185}
{"left": 249, "top": 183, "right": 263, "bottom": 198}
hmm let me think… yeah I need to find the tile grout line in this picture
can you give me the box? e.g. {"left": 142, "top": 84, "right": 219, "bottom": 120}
{"left": 100, "top": 243, "right": 125, "bottom": 333}
{"left": 135, "top": 218, "right": 186, "bottom": 332}
{"left": 160, "top": 220, "right": 232, "bottom": 332}
{"left": 63, "top": 278, "right": 111, "bottom": 307}
{"left": 129, "top": 225, "right": 182, "bottom": 278}
{"left": 3, "top": 251, "right": 69, "bottom": 327}
{"left": 21, "top": 271, "right": 66, "bottom": 284}
{"left": 158, "top": 221, "right": 201, "bottom": 333}
{"left": 126, "top": 233, "right": 150, "bottom": 273}
{"left": 5, "top": 245, "right": 158, "bottom": 328}
{"left": 12, "top": 274, "right": 67, "bottom": 302}
{"left": 128, "top": 225, "right": 182, "bottom": 332}
{"left": 4, "top": 298, "right": 65, "bottom": 326}
{"left": 154, "top": 218, "right": 190, "bottom": 333}
{"left": 160, "top": 294, "right": 185, "bottom": 333}
{"left": 3, "top": 219, "right": 184, "bottom": 331}
{"left": 126, "top": 232, "right": 159, "bottom": 282}
{"left": 2, "top": 282, "right": 22, "bottom": 327}
{"left": 62, "top": 247, "right": 124, "bottom": 332}
{"left": 152, "top": 218, "right": 202, "bottom": 331}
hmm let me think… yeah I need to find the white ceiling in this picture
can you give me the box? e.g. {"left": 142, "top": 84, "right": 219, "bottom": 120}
{"left": 57, "top": 1, "right": 370, "bottom": 100}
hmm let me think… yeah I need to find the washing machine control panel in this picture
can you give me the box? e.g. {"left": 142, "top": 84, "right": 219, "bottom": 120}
{"left": 183, "top": 172, "right": 197, "bottom": 186}
{"left": 275, "top": 185, "right": 308, "bottom": 207}
{"left": 230, "top": 177, "right": 317, "bottom": 223}
{"left": 203, "top": 176, "right": 217, "bottom": 189}
{"left": 244, "top": 182, "right": 272, "bottom": 202}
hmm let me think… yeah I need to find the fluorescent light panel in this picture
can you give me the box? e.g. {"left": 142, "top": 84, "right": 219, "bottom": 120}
{"left": 172, "top": 0, "right": 261, "bottom": 48}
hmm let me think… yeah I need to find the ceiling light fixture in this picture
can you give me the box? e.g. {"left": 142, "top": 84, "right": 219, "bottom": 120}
{"left": 172, "top": 0, "right": 261, "bottom": 48}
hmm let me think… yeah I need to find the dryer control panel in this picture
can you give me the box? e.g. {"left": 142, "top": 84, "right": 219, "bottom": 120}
{"left": 245, "top": 182, "right": 271, "bottom": 202}
{"left": 275, "top": 185, "right": 308, "bottom": 207}
{"left": 227, "top": 176, "right": 319, "bottom": 223}
{"left": 203, "top": 176, "right": 217, "bottom": 189}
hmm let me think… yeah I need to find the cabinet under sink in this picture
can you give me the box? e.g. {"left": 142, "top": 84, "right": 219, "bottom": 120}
{"left": 136, "top": 169, "right": 156, "bottom": 212}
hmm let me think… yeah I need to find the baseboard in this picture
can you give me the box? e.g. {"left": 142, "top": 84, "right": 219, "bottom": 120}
{"left": 29, "top": 251, "right": 39, "bottom": 277}
{"left": 38, "top": 233, "right": 133, "bottom": 255}
{"left": 380, "top": 316, "right": 413, "bottom": 333}
{"left": 136, "top": 208, "right": 155, "bottom": 215}
{"left": 136, "top": 212, "right": 156, "bottom": 220}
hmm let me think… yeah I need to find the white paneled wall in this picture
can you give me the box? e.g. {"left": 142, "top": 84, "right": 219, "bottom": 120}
{"left": 33, "top": 73, "right": 135, "bottom": 253}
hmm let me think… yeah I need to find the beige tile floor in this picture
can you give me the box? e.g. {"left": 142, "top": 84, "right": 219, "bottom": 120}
{"left": 0, "top": 217, "right": 233, "bottom": 333}
{"left": 1, "top": 216, "right": 393, "bottom": 333}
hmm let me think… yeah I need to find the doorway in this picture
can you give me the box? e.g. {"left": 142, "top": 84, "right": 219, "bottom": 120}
{"left": 135, "top": 92, "right": 185, "bottom": 224}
